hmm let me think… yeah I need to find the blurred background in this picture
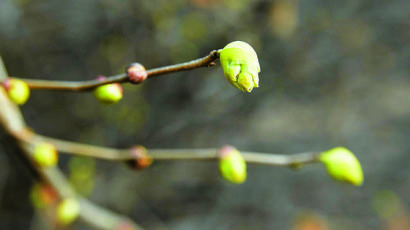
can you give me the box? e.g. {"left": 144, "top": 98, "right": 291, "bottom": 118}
{"left": 0, "top": 0, "right": 409, "bottom": 229}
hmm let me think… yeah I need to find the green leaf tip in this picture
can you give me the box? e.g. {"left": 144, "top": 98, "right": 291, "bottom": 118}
{"left": 218, "top": 145, "right": 247, "bottom": 184}
{"left": 219, "top": 41, "right": 260, "bottom": 93}
{"left": 320, "top": 147, "right": 364, "bottom": 186}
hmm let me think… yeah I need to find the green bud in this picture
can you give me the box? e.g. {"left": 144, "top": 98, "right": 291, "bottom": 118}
{"left": 219, "top": 41, "right": 260, "bottom": 92}
{"left": 33, "top": 142, "right": 58, "bottom": 167}
{"left": 319, "top": 147, "right": 364, "bottom": 186}
{"left": 218, "top": 146, "right": 247, "bottom": 184}
{"left": 2, "top": 78, "right": 30, "bottom": 105}
{"left": 93, "top": 78, "right": 123, "bottom": 104}
{"left": 57, "top": 198, "right": 80, "bottom": 225}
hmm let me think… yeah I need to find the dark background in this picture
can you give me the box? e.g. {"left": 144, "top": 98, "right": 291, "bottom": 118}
{"left": 0, "top": 0, "right": 409, "bottom": 229}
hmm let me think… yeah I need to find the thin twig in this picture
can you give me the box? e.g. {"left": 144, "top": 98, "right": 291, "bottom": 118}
{"left": 6, "top": 50, "right": 219, "bottom": 91}
{"left": 17, "top": 131, "right": 321, "bottom": 167}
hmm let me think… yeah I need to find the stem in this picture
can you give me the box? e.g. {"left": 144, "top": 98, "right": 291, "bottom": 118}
{"left": 7, "top": 50, "right": 219, "bottom": 91}
{"left": 20, "top": 132, "right": 321, "bottom": 167}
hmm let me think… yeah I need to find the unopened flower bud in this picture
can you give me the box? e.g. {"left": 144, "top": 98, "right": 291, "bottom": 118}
{"left": 2, "top": 78, "right": 30, "bottom": 105}
{"left": 57, "top": 198, "right": 80, "bottom": 225}
{"left": 33, "top": 142, "right": 58, "bottom": 167}
{"left": 218, "top": 145, "right": 247, "bottom": 184}
{"left": 319, "top": 147, "right": 364, "bottom": 186}
{"left": 94, "top": 76, "right": 123, "bottom": 104}
{"left": 126, "top": 63, "right": 147, "bottom": 84}
{"left": 126, "top": 145, "right": 152, "bottom": 170}
{"left": 219, "top": 41, "right": 260, "bottom": 92}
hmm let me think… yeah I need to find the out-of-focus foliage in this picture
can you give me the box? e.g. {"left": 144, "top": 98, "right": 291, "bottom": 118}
{"left": 68, "top": 156, "right": 95, "bottom": 196}
{"left": 0, "top": 0, "right": 409, "bottom": 229}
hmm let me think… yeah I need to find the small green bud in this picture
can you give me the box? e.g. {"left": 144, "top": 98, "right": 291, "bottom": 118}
{"left": 2, "top": 78, "right": 30, "bottom": 105}
{"left": 219, "top": 41, "right": 260, "bottom": 92}
{"left": 319, "top": 147, "right": 364, "bottom": 186}
{"left": 33, "top": 142, "right": 58, "bottom": 167}
{"left": 218, "top": 146, "right": 247, "bottom": 184}
{"left": 94, "top": 76, "right": 123, "bottom": 104}
{"left": 57, "top": 198, "right": 80, "bottom": 225}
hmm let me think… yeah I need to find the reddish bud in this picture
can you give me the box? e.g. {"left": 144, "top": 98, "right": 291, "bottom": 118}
{"left": 39, "top": 185, "right": 58, "bottom": 205}
{"left": 116, "top": 222, "right": 136, "bottom": 230}
{"left": 126, "top": 63, "right": 147, "bottom": 84}
{"left": 96, "top": 75, "right": 107, "bottom": 81}
{"left": 2, "top": 78, "right": 12, "bottom": 90}
{"left": 30, "top": 184, "right": 58, "bottom": 209}
{"left": 127, "top": 145, "right": 152, "bottom": 170}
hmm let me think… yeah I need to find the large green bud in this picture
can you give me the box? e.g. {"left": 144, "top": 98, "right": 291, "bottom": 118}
{"left": 219, "top": 41, "right": 260, "bottom": 92}
{"left": 320, "top": 147, "right": 364, "bottom": 186}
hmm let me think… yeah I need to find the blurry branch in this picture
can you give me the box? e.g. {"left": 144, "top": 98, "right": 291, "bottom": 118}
{"left": 4, "top": 50, "right": 219, "bottom": 91}
{"left": 0, "top": 57, "right": 143, "bottom": 230}
{"left": 19, "top": 142, "right": 142, "bottom": 230}
{"left": 15, "top": 130, "right": 320, "bottom": 167}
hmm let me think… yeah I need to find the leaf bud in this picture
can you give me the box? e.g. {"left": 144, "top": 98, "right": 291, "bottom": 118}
{"left": 93, "top": 76, "right": 123, "bottom": 104}
{"left": 33, "top": 142, "right": 58, "bottom": 167}
{"left": 126, "top": 63, "right": 147, "bottom": 84}
{"left": 218, "top": 145, "right": 247, "bottom": 184}
{"left": 126, "top": 145, "right": 152, "bottom": 170}
{"left": 57, "top": 198, "right": 80, "bottom": 225}
{"left": 319, "top": 147, "right": 364, "bottom": 186}
{"left": 2, "top": 78, "right": 30, "bottom": 105}
{"left": 219, "top": 41, "right": 260, "bottom": 92}
{"left": 30, "top": 184, "right": 58, "bottom": 209}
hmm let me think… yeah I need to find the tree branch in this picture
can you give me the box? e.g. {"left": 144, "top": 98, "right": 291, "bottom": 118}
{"left": 15, "top": 131, "right": 321, "bottom": 167}
{"left": 0, "top": 57, "right": 144, "bottom": 230}
{"left": 19, "top": 141, "right": 143, "bottom": 230}
{"left": 4, "top": 50, "right": 219, "bottom": 91}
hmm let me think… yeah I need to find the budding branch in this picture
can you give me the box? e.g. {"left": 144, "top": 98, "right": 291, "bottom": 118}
{"left": 0, "top": 50, "right": 322, "bottom": 230}
{"left": 4, "top": 50, "right": 219, "bottom": 91}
